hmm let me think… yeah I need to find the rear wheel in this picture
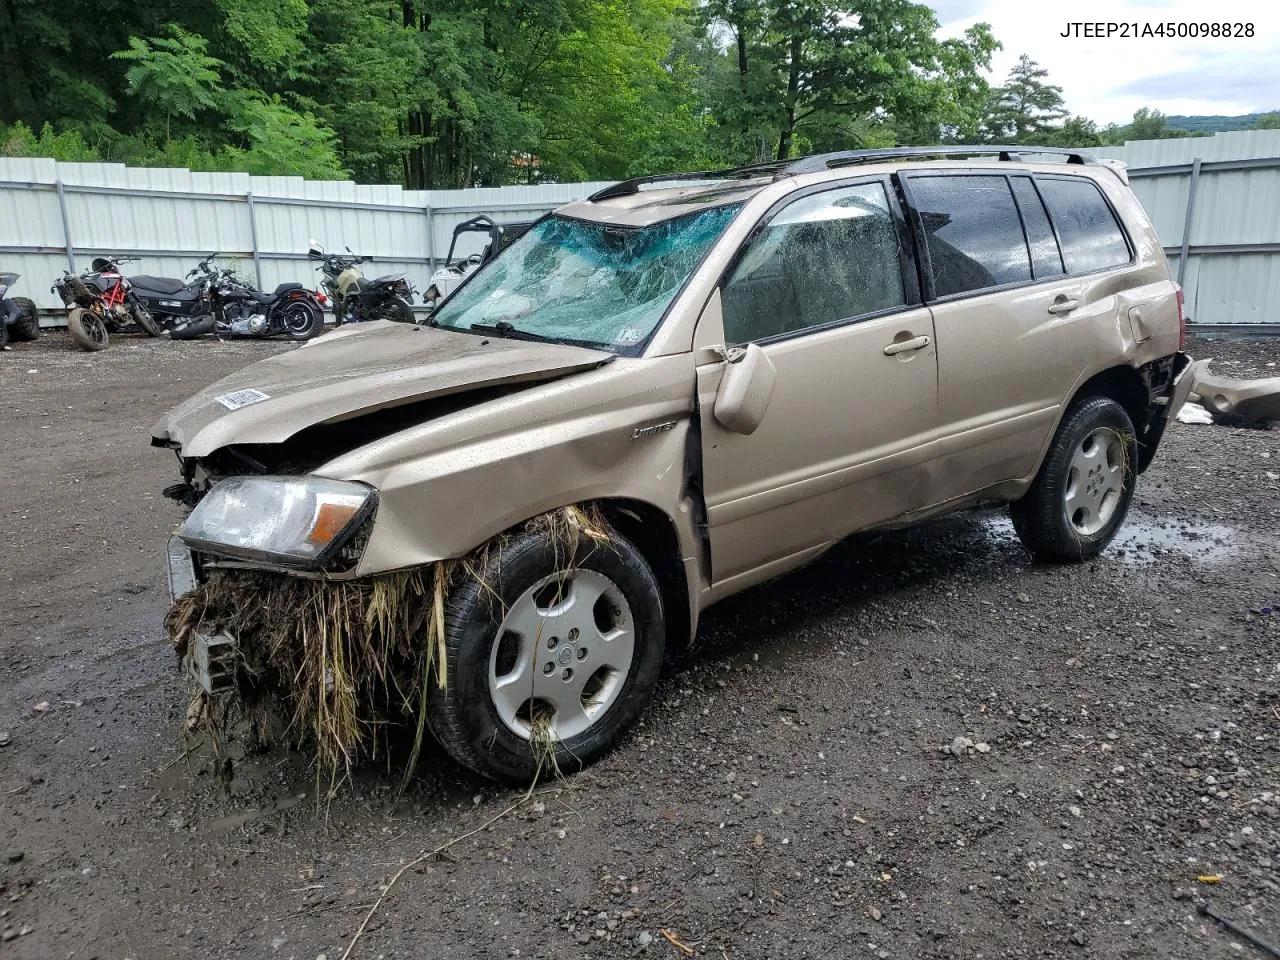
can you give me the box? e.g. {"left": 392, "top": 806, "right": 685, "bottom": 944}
{"left": 9, "top": 298, "right": 40, "bottom": 341}
{"left": 68, "top": 307, "right": 109, "bottom": 351}
{"left": 428, "top": 523, "right": 665, "bottom": 784}
{"left": 1010, "top": 396, "right": 1137, "bottom": 561}
{"left": 279, "top": 301, "right": 321, "bottom": 341}
{"left": 379, "top": 296, "right": 414, "bottom": 324}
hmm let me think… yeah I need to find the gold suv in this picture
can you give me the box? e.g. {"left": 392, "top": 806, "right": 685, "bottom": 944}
{"left": 155, "top": 147, "right": 1194, "bottom": 783}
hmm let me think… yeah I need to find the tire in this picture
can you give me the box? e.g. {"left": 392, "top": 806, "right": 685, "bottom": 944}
{"left": 67, "top": 307, "right": 109, "bottom": 351}
{"left": 9, "top": 298, "right": 40, "bottom": 341}
{"left": 278, "top": 301, "right": 321, "bottom": 341}
{"left": 379, "top": 296, "right": 415, "bottom": 324}
{"left": 168, "top": 316, "right": 216, "bottom": 341}
{"left": 132, "top": 302, "right": 162, "bottom": 337}
{"left": 1010, "top": 395, "right": 1138, "bottom": 562}
{"left": 428, "top": 523, "right": 665, "bottom": 784}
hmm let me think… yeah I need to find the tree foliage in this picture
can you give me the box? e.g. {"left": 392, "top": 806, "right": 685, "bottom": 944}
{"left": 0, "top": 3, "right": 1268, "bottom": 183}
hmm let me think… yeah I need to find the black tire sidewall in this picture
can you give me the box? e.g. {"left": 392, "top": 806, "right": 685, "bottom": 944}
{"left": 384, "top": 297, "right": 414, "bottom": 324}
{"left": 429, "top": 527, "right": 665, "bottom": 784}
{"left": 1016, "top": 397, "right": 1137, "bottom": 560}
{"left": 280, "top": 301, "right": 321, "bottom": 341}
{"left": 11, "top": 298, "right": 39, "bottom": 341}
{"left": 68, "top": 308, "right": 109, "bottom": 351}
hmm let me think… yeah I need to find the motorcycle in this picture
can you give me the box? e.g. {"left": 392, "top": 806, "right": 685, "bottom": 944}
{"left": 166, "top": 258, "right": 323, "bottom": 342}
{"left": 0, "top": 271, "right": 40, "bottom": 350}
{"left": 128, "top": 255, "right": 221, "bottom": 331}
{"left": 52, "top": 256, "right": 162, "bottom": 351}
{"left": 308, "top": 241, "right": 416, "bottom": 324}
{"left": 422, "top": 216, "right": 533, "bottom": 310}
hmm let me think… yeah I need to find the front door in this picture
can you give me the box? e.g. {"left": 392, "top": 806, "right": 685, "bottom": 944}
{"left": 696, "top": 179, "right": 940, "bottom": 588}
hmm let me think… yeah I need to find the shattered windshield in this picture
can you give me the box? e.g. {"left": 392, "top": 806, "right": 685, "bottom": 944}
{"left": 431, "top": 204, "right": 741, "bottom": 352}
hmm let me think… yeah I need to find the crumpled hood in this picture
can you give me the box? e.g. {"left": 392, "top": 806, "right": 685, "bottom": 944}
{"left": 152, "top": 321, "right": 611, "bottom": 457}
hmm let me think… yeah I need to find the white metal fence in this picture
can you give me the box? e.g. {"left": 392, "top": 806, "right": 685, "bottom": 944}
{"left": 0, "top": 157, "right": 608, "bottom": 315}
{"left": 4, "top": 128, "right": 1280, "bottom": 328}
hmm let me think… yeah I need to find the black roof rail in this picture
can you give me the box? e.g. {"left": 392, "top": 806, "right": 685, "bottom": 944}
{"left": 587, "top": 160, "right": 787, "bottom": 201}
{"left": 783, "top": 145, "right": 1093, "bottom": 174}
{"left": 586, "top": 146, "right": 1093, "bottom": 203}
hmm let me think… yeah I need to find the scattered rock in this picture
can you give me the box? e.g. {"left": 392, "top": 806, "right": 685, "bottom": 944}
{"left": 32, "top": 702, "right": 49, "bottom": 714}
{"left": 6, "top": 852, "right": 22, "bottom": 864}
{"left": 0, "top": 731, "right": 9, "bottom": 747}
{"left": 637, "top": 931, "right": 653, "bottom": 947}
{"left": 868, "top": 906, "right": 882, "bottom": 921}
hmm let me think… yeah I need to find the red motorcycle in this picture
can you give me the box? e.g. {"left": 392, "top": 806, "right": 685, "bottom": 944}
{"left": 52, "top": 256, "right": 161, "bottom": 351}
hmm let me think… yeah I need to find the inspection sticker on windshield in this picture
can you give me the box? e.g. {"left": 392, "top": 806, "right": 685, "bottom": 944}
{"left": 215, "top": 388, "right": 271, "bottom": 410}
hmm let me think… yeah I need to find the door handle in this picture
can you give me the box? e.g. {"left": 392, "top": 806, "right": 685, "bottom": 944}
{"left": 1047, "top": 297, "right": 1080, "bottom": 316}
{"left": 883, "top": 334, "right": 931, "bottom": 356}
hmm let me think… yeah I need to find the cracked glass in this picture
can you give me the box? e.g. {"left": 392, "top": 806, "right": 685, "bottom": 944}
{"left": 432, "top": 204, "right": 741, "bottom": 352}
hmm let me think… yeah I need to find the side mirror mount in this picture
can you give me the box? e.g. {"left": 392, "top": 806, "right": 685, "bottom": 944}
{"left": 713, "top": 343, "right": 776, "bottom": 435}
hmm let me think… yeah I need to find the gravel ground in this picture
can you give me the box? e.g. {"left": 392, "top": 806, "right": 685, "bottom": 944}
{"left": 1, "top": 331, "right": 1277, "bottom": 960}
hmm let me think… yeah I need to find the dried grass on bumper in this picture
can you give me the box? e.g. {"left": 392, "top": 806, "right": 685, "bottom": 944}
{"left": 163, "top": 506, "right": 608, "bottom": 789}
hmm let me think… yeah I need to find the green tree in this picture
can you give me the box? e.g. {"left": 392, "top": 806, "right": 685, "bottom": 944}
{"left": 981, "top": 54, "right": 1067, "bottom": 143}
{"left": 112, "top": 25, "right": 227, "bottom": 143}
{"left": 221, "top": 94, "right": 347, "bottom": 179}
{"left": 698, "top": 0, "right": 997, "bottom": 162}
{"left": 1256, "top": 112, "right": 1280, "bottom": 130}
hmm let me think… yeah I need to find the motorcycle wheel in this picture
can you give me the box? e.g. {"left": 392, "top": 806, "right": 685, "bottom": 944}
{"left": 380, "top": 296, "right": 415, "bottom": 324}
{"left": 168, "top": 316, "right": 217, "bottom": 341}
{"left": 132, "top": 303, "right": 162, "bottom": 337}
{"left": 9, "top": 298, "right": 41, "bottom": 341}
{"left": 280, "top": 301, "right": 321, "bottom": 341}
{"left": 68, "top": 307, "right": 109, "bottom": 351}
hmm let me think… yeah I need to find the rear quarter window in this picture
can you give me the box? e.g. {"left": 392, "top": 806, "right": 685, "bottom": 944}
{"left": 1036, "top": 177, "right": 1132, "bottom": 275}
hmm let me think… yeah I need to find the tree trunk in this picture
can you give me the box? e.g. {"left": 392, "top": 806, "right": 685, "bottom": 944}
{"left": 776, "top": 35, "right": 803, "bottom": 160}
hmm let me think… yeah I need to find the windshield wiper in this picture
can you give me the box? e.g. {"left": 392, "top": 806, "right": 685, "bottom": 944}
{"left": 468, "top": 320, "right": 562, "bottom": 344}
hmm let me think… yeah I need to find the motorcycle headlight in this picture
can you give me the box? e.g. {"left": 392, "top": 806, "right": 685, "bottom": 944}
{"left": 180, "top": 476, "right": 375, "bottom": 567}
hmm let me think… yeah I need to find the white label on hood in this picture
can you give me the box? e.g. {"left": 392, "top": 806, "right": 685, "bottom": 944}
{"left": 215, "top": 388, "right": 271, "bottom": 410}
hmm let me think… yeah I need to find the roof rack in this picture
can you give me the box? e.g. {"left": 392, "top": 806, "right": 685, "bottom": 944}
{"left": 587, "top": 146, "right": 1094, "bottom": 202}
{"left": 587, "top": 160, "right": 788, "bottom": 201}
{"left": 783, "top": 145, "right": 1094, "bottom": 174}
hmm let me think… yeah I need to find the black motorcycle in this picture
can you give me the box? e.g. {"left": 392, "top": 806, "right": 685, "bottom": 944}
{"left": 165, "top": 258, "right": 323, "bottom": 342}
{"left": 308, "top": 242, "right": 415, "bottom": 324}
{"left": 128, "top": 256, "right": 219, "bottom": 331}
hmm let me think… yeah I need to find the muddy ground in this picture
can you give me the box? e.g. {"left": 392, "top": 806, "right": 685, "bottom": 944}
{"left": 1, "top": 330, "right": 1277, "bottom": 960}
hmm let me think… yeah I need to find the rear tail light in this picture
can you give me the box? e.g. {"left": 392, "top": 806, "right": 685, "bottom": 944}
{"left": 314, "top": 291, "right": 329, "bottom": 305}
{"left": 1175, "top": 284, "right": 1187, "bottom": 350}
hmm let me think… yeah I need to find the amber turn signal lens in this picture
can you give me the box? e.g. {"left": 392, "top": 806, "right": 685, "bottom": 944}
{"left": 308, "top": 501, "right": 360, "bottom": 545}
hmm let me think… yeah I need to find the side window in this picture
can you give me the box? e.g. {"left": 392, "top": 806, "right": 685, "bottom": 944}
{"left": 721, "top": 182, "right": 907, "bottom": 344}
{"left": 908, "top": 175, "right": 1031, "bottom": 298}
{"left": 1036, "top": 177, "right": 1131, "bottom": 274}
{"left": 1010, "top": 177, "right": 1065, "bottom": 280}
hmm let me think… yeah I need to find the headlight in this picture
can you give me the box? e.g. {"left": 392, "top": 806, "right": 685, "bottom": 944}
{"left": 180, "top": 476, "right": 375, "bottom": 567}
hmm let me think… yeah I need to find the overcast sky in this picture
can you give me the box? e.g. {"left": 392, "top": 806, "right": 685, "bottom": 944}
{"left": 935, "top": 0, "right": 1280, "bottom": 124}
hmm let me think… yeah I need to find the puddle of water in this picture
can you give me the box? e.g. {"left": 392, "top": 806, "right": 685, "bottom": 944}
{"left": 981, "top": 510, "right": 1236, "bottom": 565}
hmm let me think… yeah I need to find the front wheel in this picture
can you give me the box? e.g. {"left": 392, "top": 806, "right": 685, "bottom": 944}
{"left": 131, "top": 301, "right": 162, "bottom": 337}
{"left": 379, "top": 296, "right": 415, "bottom": 324}
{"left": 67, "top": 307, "right": 109, "bottom": 351}
{"left": 1010, "top": 395, "right": 1137, "bottom": 562}
{"left": 428, "top": 522, "right": 665, "bottom": 784}
{"left": 9, "top": 298, "right": 40, "bottom": 341}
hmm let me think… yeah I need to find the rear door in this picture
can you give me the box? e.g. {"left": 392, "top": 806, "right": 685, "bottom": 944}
{"left": 696, "top": 178, "right": 940, "bottom": 587}
{"left": 900, "top": 171, "right": 1130, "bottom": 501}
